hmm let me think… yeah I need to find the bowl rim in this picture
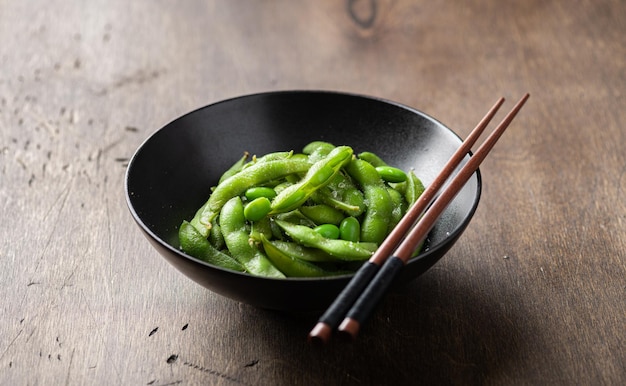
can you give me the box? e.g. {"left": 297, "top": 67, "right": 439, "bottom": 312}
{"left": 124, "top": 89, "right": 482, "bottom": 282}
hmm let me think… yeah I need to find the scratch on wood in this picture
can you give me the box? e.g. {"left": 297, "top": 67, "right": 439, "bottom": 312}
{"left": 31, "top": 177, "right": 74, "bottom": 278}
{"left": 64, "top": 348, "right": 76, "bottom": 386}
{"left": 182, "top": 360, "right": 243, "bottom": 384}
{"left": 149, "top": 327, "right": 158, "bottom": 337}
{"left": 0, "top": 329, "right": 23, "bottom": 362}
{"left": 79, "top": 289, "right": 121, "bottom": 381}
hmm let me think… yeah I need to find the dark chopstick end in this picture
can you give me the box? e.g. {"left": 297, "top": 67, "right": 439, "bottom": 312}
{"left": 307, "top": 322, "right": 333, "bottom": 345}
{"left": 337, "top": 318, "right": 360, "bottom": 342}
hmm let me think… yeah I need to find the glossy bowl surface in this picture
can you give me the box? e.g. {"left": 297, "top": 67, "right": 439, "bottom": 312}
{"left": 125, "top": 90, "right": 481, "bottom": 311}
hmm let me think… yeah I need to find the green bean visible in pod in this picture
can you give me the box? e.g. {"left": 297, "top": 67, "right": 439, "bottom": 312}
{"left": 241, "top": 151, "right": 294, "bottom": 170}
{"left": 178, "top": 221, "right": 245, "bottom": 272}
{"left": 244, "top": 186, "right": 277, "bottom": 201}
{"left": 243, "top": 197, "right": 272, "bottom": 222}
{"left": 357, "top": 151, "right": 388, "bottom": 167}
{"left": 193, "top": 157, "right": 312, "bottom": 236}
{"left": 275, "top": 210, "right": 318, "bottom": 228}
{"left": 303, "top": 141, "right": 335, "bottom": 163}
{"left": 259, "top": 234, "right": 331, "bottom": 277}
{"left": 339, "top": 216, "right": 360, "bottom": 242}
{"left": 300, "top": 204, "right": 345, "bottom": 226}
{"left": 376, "top": 166, "right": 408, "bottom": 183}
{"left": 264, "top": 239, "right": 337, "bottom": 262}
{"left": 346, "top": 158, "right": 393, "bottom": 244}
{"left": 275, "top": 220, "right": 376, "bottom": 261}
{"left": 404, "top": 169, "right": 425, "bottom": 206}
{"left": 270, "top": 146, "right": 353, "bottom": 214}
{"left": 313, "top": 223, "right": 340, "bottom": 239}
{"left": 386, "top": 186, "right": 408, "bottom": 232}
{"left": 312, "top": 171, "right": 365, "bottom": 217}
{"left": 220, "top": 197, "right": 285, "bottom": 278}
{"left": 208, "top": 218, "right": 225, "bottom": 250}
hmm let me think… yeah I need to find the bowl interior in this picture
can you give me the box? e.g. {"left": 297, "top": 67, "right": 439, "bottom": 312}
{"left": 125, "top": 91, "right": 480, "bottom": 311}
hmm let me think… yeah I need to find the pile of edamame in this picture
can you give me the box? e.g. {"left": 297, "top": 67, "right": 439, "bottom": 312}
{"left": 179, "top": 141, "right": 424, "bottom": 278}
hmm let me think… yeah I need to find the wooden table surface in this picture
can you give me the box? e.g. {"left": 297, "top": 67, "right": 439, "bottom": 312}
{"left": 2, "top": 1, "right": 625, "bottom": 385}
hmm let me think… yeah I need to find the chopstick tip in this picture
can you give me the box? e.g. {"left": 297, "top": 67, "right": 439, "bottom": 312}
{"left": 307, "top": 323, "right": 332, "bottom": 345}
{"left": 337, "top": 318, "right": 360, "bottom": 342}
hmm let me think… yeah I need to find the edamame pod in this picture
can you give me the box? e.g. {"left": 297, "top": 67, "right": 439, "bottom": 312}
{"left": 220, "top": 197, "right": 285, "bottom": 278}
{"left": 241, "top": 151, "right": 294, "bottom": 170}
{"left": 218, "top": 152, "right": 249, "bottom": 184}
{"left": 260, "top": 235, "right": 330, "bottom": 277}
{"left": 208, "top": 218, "right": 225, "bottom": 250}
{"left": 405, "top": 170, "right": 425, "bottom": 206}
{"left": 265, "top": 240, "right": 336, "bottom": 262}
{"left": 386, "top": 186, "right": 407, "bottom": 232}
{"left": 270, "top": 146, "right": 353, "bottom": 214}
{"left": 178, "top": 221, "right": 245, "bottom": 272}
{"left": 275, "top": 220, "right": 376, "bottom": 261}
{"left": 300, "top": 204, "right": 345, "bottom": 225}
{"left": 346, "top": 158, "right": 393, "bottom": 244}
{"left": 358, "top": 151, "right": 388, "bottom": 167}
{"left": 194, "top": 157, "right": 312, "bottom": 235}
{"left": 303, "top": 141, "right": 336, "bottom": 163}
{"left": 312, "top": 172, "right": 365, "bottom": 216}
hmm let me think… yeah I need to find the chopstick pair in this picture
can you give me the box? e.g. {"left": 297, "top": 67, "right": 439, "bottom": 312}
{"left": 308, "top": 93, "right": 530, "bottom": 344}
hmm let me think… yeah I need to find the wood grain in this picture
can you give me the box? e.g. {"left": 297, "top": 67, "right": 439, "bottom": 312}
{"left": 1, "top": 0, "right": 624, "bottom": 384}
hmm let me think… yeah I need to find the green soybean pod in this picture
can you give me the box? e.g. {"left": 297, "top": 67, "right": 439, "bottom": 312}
{"left": 249, "top": 216, "right": 273, "bottom": 245}
{"left": 386, "top": 186, "right": 407, "bottom": 232}
{"left": 220, "top": 197, "right": 285, "bottom": 278}
{"left": 405, "top": 169, "right": 425, "bottom": 206}
{"left": 267, "top": 240, "right": 336, "bottom": 262}
{"left": 339, "top": 216, "right": 360, "bottom": 242}
{"left": 193, "top": 157, "right": 312, "bottom": 236}
{"left": 302, "top": 141, "right": 335, "bottom": 155}
{"left": 302, "top": 141, "right": 335, "bottom": 163}
{"left": 218, "top": 152, "right": 249, "bottom": 184}
{"left": 358, "top": 151, "right": 388, "bottom": 167}
{"left": 178, "top": 221, "right": 245, "bottom": 272}
{"left": 208, "top": 218, "right": 225, "bottom": 250}
{"left": 346, "top": 158, "right": 393, "bottom": 244}
{"left": 276, "top": 220, "right": 377, "bottom": 261}
{"left": 270, "top": 146, "right": 353, "bottom": 214}
{"left": 275, "top": 210, "right": 318, "bottom": 228}
{"left": 314, "top": 224, "right": 340, "bottom": 239}
{"left": 300, "top": 204, "right": 345, "bottom": 225}
{"left": 312, "top": 171, "right": 365, "bottom": 216}
{"left": 260, "top": 235, "right": 330, "bottom": 277}
{"left": 376, "top": 165, "right": 408, "bottom": 183}
{"left": 241, "top": 151, "right": 294, "bottom": 170}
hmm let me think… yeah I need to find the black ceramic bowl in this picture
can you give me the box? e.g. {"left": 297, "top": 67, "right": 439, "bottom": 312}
{"left": 125, "top": 91, "right": 481, "bottom": 311}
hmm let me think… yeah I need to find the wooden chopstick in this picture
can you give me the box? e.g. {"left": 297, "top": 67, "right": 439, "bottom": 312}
{"left": 307, "top": 97, "right": 505, "bottom": 344}
{"left": 308, "top": 94, "right": 530, "bottom": 344}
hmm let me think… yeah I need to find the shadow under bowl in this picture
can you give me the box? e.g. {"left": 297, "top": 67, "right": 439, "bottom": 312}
{"left": 125, "top": 90, "right": 481, "bottom": 312}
